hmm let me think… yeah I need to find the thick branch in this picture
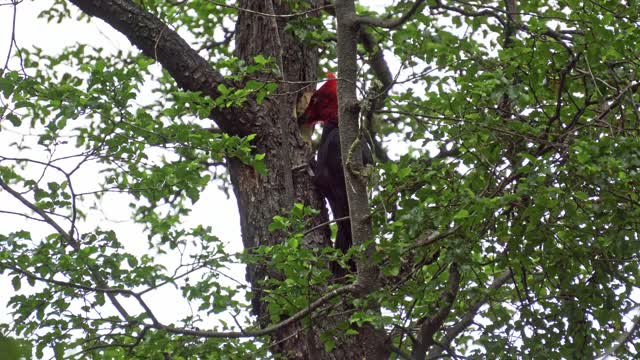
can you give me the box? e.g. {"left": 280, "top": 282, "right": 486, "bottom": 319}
{"left": 321, "top": 2, "right": 395, "bottom": 162}
{"left": 413, "top": 263, "right": 461, "bottom": 360}
{"left": 335, "top": 0, "right": 377, "bottom": 291}
{"left": 359, "top": 30, "right": 393, "bottom": 90}
{"left": 67, "top": 0, "right": 245, "bottom": 134}
{"left": 335, "top": 1, "right": 388, "bottom": 358}
{"left": 359, "top": 29, "right": 393, "bottom": 162}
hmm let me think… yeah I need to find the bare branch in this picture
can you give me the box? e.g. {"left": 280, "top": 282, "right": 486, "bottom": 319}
{"left": 596, "top": 81, "right": 640, "bottom": 123}
{"left": 303, "top": 215, "right": 350, "bottom": 237}
{"left": 2, "top": 0, "right": 18, "bottom": 72}
{"left": 431, "top": 0, "right": 506, "bottom": 27}
{"left": 404, "top": 226, "right": 460, "bottom": 253}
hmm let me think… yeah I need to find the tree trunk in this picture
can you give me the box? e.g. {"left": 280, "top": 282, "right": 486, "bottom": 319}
{"left": 230, "top": 1, "right": 386, "bottom": 358}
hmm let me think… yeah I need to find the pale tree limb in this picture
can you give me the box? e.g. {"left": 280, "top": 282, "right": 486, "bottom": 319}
{"left": 596, "top": 306, "right": 640, "bottom": 359}
{"left": 335, "top": 0, "right": 387, "bottom": 357}
{"left": 413, "top": 263, "right": 461, "bottom": 360}
{"left": 427, "top": 269, "right": 513, "bottom": 358}
{"left": 207, "top": 1, "right": 334, "bottom": 19}
{"left": 152, "top": 283, "right": 358, "bottom": 338}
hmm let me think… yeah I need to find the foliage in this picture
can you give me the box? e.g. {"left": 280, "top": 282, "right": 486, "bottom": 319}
{"left": 1, "top": 0, "right": 640, "bottom": 359}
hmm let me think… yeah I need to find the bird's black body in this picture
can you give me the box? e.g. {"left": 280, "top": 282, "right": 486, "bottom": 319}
{"left": 314, "top": 122, "right": 372, "bottom": 276}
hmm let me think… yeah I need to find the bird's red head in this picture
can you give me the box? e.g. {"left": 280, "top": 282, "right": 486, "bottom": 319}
{"left": 299, "top": 72, "right": 338, "bottom": 126}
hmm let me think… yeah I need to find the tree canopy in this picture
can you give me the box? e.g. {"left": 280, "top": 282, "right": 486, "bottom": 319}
{"left": 1, "top": 0, "right": 640, "bottom": 359}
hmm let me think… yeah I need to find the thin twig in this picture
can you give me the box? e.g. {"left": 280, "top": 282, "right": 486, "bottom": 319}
{"left": 208, "top": 1, "right": 333, "bottom": 18}
{"left": 153, "top": 283, "right": 358, "bottom": 338}
{"left": 303, "top": 216, "right": 350, "bottom": 237}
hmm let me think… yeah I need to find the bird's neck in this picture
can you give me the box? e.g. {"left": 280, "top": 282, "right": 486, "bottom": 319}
{"left": 324, "top": 120, "right": 339, "bottom": 130}
{"left": 320, "top": 121, "right": 339, "bottom": 141}
{"left": 325, "top": 118, "right": 339, "bottom": 127}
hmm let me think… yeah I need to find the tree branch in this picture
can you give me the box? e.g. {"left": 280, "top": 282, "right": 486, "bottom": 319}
{"left": 596, "top": 81, "right": 640, "bottom": 123}
{"left": 404, "top": 226, "right": 460, "bottom": 253}
{"left": 153, "top": 283, "right": 358, "bottom": 338}
{"left": 359, "top": 29, "right": 394, "bottom": 162}
{"left": 66, "top": 0, "right": 246, "bottom": 134}
{"left": 427, "top": 269, "right": 513, "bottom": 358}
{"left": 320, "top": 1, "right": 396, "bottom": 162}
{"left": 597, "top": 306, "right": 640, "bottom": 359}
{"left": 335, "top": 1, "right": 388, "bottom": 357}
{"left": 431, "top": 0, "right": 507, "bottom": 27}
{"left": 355, "top": 0, "right": 426, "bottom": 29}
{"left": 6, "top": 265, "right": 136, "bottom": 295}
{"left": 303, "top": 215, "right": 350, "bottom": 237}
{"left": 0, "top": 176, "right": 133, "bottom": 321}
{"left": 336, "top": 0, "right": 377, "bottom": 291}
{"left": 413, "top": 263, "right": 461, "bottom": 360}
{"left": 207, "top": 1, "right": 334, "bottom": 18}
{"left": 6, "top": 257, "right": 358, "bottom": 339}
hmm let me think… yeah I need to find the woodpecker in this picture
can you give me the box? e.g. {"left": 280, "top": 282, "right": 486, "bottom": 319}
{"left": 299, "top": 72, "right": 372, "bottom": 276}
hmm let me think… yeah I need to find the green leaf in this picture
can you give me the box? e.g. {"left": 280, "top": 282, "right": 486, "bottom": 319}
{"left": 453, "top": 209, "right": 470, "bottom": 220}
{"left": 254, "top": 54, "right": 270, "bottom": 65}
{"left": 287, "top": 237, "right": 299, "bottom": 249}
{"left": 5, "top": 113, "right": 21, "bottom": 127}
{"left": 0, "top": 73, "right": 16, "bottom": 96}
{"left": 11, "top": 276, "right": 21, "bottom": 291}
{"left": 217, "top": 83, "right": 230, "bottom": 95}
{"left": 268, "top": 215, "right": 288, "bottom": 232}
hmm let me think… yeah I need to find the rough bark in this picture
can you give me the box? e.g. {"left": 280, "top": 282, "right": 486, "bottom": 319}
{"left": 67, "top": 0, "right": 383, "bottom": 358}
{"left": 335, "top": 0, "right": 389, "bottom": 358}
